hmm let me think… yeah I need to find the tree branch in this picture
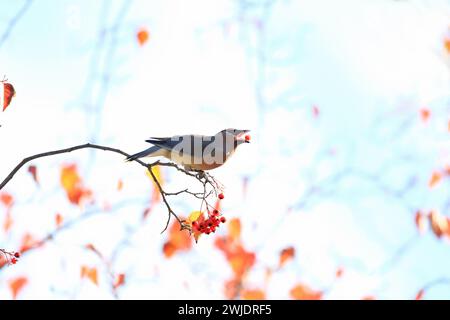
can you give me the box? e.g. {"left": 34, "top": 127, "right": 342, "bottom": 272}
{"left": 0, "top": 143, "right": 220, "bottom": 233}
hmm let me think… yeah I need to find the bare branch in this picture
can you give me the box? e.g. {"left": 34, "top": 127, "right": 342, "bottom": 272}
{"left": 0, "top": 0, "right": 33, "bottom": 49}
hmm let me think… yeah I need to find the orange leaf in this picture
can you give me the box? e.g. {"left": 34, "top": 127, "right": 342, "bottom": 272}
{"left": 224, "top": 278, "right": 240, "bottom": 300}
{"left": 0, "top": 192, "right": 14, "bottom": 208}
{"left": 228, "top": 246, "right": 255, "bottom": 278}
{"left": 335, "top": 267, "right": 344, "bottom": 278}
{"left": 20, "top": 233, "right": 40, "bottom": 253}
{"left": 162, "top": 241, "right": 177, "bottom": 258}
{"left": 415, "top": 210, "right": 427, "bottom": 234}
{"left": 420, "top": 108, "right": 430, "bottom": 122}
{"left": 60, "top": 164, "right": 92, "bottom": 205}
{"left": 27, "top": 165, "right": 39, "bottom": 185}
{"left": 228, "top": 218, "right": 241, "bottom": 242}
{"left": 241, "top": 289, "right": 266, "bottom": 300}
{"left": 3, "top": 211, "right": 13, "bottom": 232}
{"left": 279, "top": 246, "right": 295, "bottom": 268}
{"left": 429, "top": 210, "right": 449, "bottom": 238}
{"left": 2, "top": 82, "right": 15, "bottom": 112}
{"left": 113, "top": 273, "right": 126, "bottom": 289}
{"left": 444, "top": 37, "right": 450, "bottom": 54}
{"left": 162, "top": 220, "right": 192, "bottom": 258}
{"left": 55, "top": 213, "right": 63, "bottom": 228}
{"left": 428, "top": 171, "right": 442, "bottom": 188}
{"left": 80, "top": 266, "right": 98, "bottom": 285}
{"left": 117, "top": 179, "right": 123, "bottom": 191}
{"left": 290, "top": 284, "right": 322, "bottom": 300}
{"left": 137, "top": 28, "right": 149, "bottom": 46}
{"left": 8, "top": 276, "right": 28, "bottom": 299}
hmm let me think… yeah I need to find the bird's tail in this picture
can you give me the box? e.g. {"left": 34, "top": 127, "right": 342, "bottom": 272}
{"left": 125, "top": 146, "right": 160, "bottom": 162}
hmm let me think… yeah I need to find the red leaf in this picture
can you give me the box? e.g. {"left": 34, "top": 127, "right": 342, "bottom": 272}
{"left": 113, "top": 273, "right": 126, "bottom": 289}
{"left": 415, "top": 289, "right": 425, "bottom": 300}
{"left": 28, "top": 165, "right": 39, "bottom": 185}
{"left": 2, "top": 82, "right": 15, "bottom": 112}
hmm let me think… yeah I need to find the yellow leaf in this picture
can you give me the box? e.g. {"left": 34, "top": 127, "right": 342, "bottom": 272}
{"left": 187, "top": 211, "right": 203, "bottom": 224}
{"left": 146, "top": 166, "right": 163, "bottom": 187}
{"left": 228, "top": 218, "right": 241, "bottom": 242}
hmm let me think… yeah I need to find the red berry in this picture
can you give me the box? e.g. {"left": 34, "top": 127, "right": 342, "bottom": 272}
{"left": 14, "top": 252, "right": 20, "bottom": 258}
{"left": 211, "top": 226, "right": 216, "bottom": 233}
{"left": 11, "top": 258, "right": 17, "bottom": 264}
{"left": 213, "top": 209, "right": 219, "bottom": 215}
{"left": 218, "top": 193, "right": 224, "bottom": 200}
{"left": 245, "top": 134, "right": 251, "bottom": 142}
{"left": 220, "top": 217, "right": 226, "bottom": 223}
{"left": 192, "top": 221, "right": 198, "bottom": 228}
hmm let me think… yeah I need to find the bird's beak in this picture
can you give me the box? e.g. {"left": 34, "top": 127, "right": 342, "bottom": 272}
{"left": 236, "top": 130, "right": 251, "bottom": 143}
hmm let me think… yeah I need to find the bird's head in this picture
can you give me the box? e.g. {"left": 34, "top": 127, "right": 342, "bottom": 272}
{"left": 219, "top": 128, "right": 251, "bottom": 146}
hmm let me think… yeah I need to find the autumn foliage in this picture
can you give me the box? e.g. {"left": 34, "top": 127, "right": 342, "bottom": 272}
{"left": 60, "top": 164, "right": 92, "bottom": 206}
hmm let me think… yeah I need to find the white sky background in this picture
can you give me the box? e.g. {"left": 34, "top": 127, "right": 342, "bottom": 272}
{"left": 0, "top": 0, "right": 449, "bottom": 299}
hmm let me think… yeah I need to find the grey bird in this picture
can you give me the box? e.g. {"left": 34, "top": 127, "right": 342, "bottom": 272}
{"left": 126, "top": 129, "right": 250, "bottom": 171}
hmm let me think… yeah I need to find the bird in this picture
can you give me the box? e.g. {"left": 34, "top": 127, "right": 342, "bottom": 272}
{"left": 126, "top": 129, "right": 250, "bottom": 171}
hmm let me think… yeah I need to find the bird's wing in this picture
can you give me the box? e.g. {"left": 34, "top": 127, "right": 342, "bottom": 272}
{"left": 146, "top": 135, "right": 216, "bottom": 157}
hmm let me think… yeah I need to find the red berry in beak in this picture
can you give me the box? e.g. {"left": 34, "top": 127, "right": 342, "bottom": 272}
{"left": 245, "top": 134, "right": 251, "bottom": 142}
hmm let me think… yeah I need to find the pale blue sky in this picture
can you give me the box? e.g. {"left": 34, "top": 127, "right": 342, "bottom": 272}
{"left": 0, "top": 0, "right": 449, "bottom": 299}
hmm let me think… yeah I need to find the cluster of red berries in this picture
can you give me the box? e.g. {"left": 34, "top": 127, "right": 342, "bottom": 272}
{"left": 11, "top": 252, "right": 20, "bottom": 264}
{"left": 192, "top": 210, "right": 227, "bottom": 235}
